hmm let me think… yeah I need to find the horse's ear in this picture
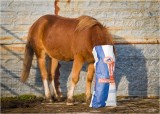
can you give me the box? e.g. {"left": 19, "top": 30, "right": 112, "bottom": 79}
{"left": 103, "top": 26, "right": 109, "bottom": 33}
{"left": 102, "top": 22, "right": 106, "bottom": 28}
{"left": 104, "top": 26, "right": 109, "bottom": 29}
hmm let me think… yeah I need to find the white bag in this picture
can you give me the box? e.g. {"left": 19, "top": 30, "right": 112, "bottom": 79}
{"left": 90, "top": 45, "right": 117, "bottom": 108}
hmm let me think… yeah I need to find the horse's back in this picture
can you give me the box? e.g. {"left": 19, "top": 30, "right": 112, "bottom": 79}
{"left": 29, "top": 15, "right": 77, "bottom": 36}
{"left": 29, "top": 15, "right": 79, "bottom": 60}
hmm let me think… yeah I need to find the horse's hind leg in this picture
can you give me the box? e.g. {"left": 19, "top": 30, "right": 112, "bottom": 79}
{"left": 67, "top": 55, "right": 84, "bottom": 105}
{"left": 48, "top": 58, "right": 62, "bottom": 101}
{"left": 86, "top": 63, "right": 94, "bottom": 103}
{"left": 37, "top": 54, "right": 52, "bottom": 103}
{"left": 54, "top": 63, "right": 63, "bottom": 99}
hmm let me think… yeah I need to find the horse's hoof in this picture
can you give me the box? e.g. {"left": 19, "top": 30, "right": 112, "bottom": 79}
{"left": 42, "top": 98, "right": 53, "bottom": 104}
{"left": 66, "top": 102, "right": 74, "bottom": 106}
{"left": 86, "top": 96, "right": 91, "bottom": 104}
{"left": 66, "top": 99, "right": 74, "bottom": 106}
{"left": 55, "top": 97, "right": 63, "bottom": 102}
{"left": 86, "top": 99, "right": 91, "bottom": 104}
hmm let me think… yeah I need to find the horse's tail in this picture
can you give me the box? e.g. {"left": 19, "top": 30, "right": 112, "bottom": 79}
{"left": 21, "top": 41, "right": 34, "bottom": 82}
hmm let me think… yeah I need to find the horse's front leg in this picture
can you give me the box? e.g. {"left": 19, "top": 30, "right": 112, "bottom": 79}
{"left": 86, "top": 63, "right": 94, "bottom": 104}
{"left": 67, "top": 55, "right": 84, "bottom": 105}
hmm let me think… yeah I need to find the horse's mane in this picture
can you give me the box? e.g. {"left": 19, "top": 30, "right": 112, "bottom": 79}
{"left": 75, "top": 15, "right": 102, "bottom": 32}
{"left": 75, "top": 15, "right": 114, "bottom": 45}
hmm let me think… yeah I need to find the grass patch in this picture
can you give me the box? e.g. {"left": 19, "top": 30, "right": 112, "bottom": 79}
{"left": 1, "top": 93, "right": 90, "bottom": 109}
{"left": 73, "top": 93, "right": 86, "bottom": 102}
{"left": 1, "top": 94, "right": 43, "bottom": 109}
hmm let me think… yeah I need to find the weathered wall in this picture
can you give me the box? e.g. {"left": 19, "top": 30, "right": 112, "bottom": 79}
{"left": 0, "top": 0, "right": 159, "bottom": 97}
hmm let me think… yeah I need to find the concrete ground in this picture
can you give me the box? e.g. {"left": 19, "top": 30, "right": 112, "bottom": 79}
{"left": 1, "top": 97, "right": 159, "bottom": 113}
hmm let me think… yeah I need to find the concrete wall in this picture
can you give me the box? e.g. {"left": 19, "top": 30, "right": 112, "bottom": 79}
{"left": 0, "top": 0, "right": 159, "bottom": 97}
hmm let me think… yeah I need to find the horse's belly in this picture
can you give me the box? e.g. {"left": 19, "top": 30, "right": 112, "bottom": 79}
{"left": 47, "top": 49, "right": 73, "bottom": 61}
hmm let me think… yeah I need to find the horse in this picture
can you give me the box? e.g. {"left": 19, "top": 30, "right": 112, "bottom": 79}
{"left": 20, "top": 14, "right": 114, "bottom": 105}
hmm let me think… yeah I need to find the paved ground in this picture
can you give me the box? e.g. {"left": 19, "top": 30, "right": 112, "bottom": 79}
{"left": 1, "top": 97, "right": 159, "bottom": 113}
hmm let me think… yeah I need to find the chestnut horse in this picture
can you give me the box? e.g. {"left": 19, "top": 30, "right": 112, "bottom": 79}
{"left": 21, "top": 15, "right": 114, "bottom": 105}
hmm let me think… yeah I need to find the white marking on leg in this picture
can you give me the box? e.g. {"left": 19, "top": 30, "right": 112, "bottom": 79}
{"left": 51, "top": 80, "right": 58, "bottom": 98}
{"left": 43, "top": 79, "right": 50, "bottom": 98}
{"left": 58, "top": 87, "right": 63, "bottom": 97}
{"left": 68, "top": 84, "right": 75, "bottom": 100}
